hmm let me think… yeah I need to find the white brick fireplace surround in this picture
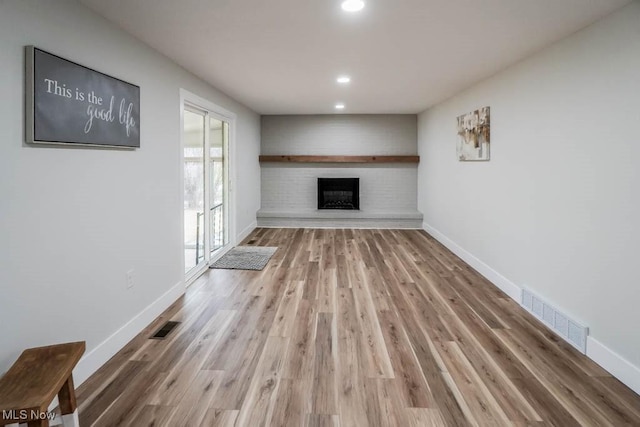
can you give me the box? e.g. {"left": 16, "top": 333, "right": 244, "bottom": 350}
{"left": 258, "top": 115, "right": 423, "bottom": 228}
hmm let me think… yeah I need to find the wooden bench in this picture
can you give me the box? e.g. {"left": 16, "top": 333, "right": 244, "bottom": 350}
{"left": 0, "top": 342, "right": 85, "bottom": 427}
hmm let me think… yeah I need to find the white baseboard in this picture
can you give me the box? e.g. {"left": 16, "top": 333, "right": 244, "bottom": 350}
{"left": 587, "top": 337, "right": 640, "bottom": 395}
{"left": 423, "top": 221, "right": 640, "bottom": 397}
{"left": 422, "top": 222, "right": 522, "bottom": 301}
{"left": 74, "top": 280, "right": 185, "bottom": 386}
{"left": 237, "top": 221, "right": 257, "bottom": 243}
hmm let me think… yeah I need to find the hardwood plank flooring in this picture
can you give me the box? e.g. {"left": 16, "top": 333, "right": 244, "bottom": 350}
{"left": 77, "top": 229, "right": 640, "bottom": 426}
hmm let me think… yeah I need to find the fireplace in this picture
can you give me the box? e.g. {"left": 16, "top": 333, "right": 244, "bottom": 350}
{"left": 317, "top": 178, "right": 359, "bottom": 210}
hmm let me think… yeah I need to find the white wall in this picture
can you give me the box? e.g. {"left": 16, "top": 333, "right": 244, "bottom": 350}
{"left": 0, "top": 0, "right": 260, "bottom": 381}
{"left": 261, "top": 115, "right": 420, "bottom": 221}
{"left": 418, "top": 1, "right": 640, "bottom": 378}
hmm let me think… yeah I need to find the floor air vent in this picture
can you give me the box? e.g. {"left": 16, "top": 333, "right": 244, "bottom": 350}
{"left": 151, "top": 321, "right": 180, "bottom": 340}
{"left": 521, "top": 289, "right": 588, "bottom": 354}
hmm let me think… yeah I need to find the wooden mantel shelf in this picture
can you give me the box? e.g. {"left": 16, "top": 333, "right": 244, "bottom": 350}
{"left": 259, "top": 155, "right": 420, "bottom": 164}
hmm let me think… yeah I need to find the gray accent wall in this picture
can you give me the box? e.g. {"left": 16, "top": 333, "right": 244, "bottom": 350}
{"left": 260, "top": 115, "right": 421, "bottom": 227}
{"left": 261, "top": 115, "right": 417, "bottom": 155}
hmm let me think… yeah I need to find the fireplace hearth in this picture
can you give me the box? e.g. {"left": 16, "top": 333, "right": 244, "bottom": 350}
{"left": 317, "top": 178, "right": 359, "bottom": 210}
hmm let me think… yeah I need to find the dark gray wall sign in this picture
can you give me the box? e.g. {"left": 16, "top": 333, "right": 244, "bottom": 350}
{"left": 26, "top": 46, "right": 140, "bottom": 148}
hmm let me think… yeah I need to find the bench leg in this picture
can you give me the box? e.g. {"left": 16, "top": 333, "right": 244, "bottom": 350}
{"left": 58, "top": 374, "right": 77, "bottom": 415}
{"left": 57, "top": 374, "right": 79, "bottom": 427}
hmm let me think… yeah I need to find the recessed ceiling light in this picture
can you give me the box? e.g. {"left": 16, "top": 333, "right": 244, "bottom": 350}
{"left": 337, "top": 75, "right": 351, "bottom": 84}
{"left": 341, "top": 0, "right": 364, "bottom": 12}
{"left": 335, "top": 103, "right": 345, "bottom": 110}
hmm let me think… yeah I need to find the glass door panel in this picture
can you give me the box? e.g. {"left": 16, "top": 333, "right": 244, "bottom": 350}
{"left": 222, "top": 121, "right": 229, "bottom": 248}
{"left": 209, "top": 117, "right": 224, "bottom": 252}
{"left": 209, "top": 118, "right": 226, "bottom": 253}
{"left": 183, "top": 109, "right": 206, "bottom": 274}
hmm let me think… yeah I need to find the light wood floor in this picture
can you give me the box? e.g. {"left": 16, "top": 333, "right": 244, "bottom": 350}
{"left": 76, "top": 228, "right": 640, "bottom": 426}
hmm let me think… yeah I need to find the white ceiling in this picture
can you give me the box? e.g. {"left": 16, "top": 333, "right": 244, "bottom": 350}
{"left": 79, "top": 0, "right": 630, "bottom": 115}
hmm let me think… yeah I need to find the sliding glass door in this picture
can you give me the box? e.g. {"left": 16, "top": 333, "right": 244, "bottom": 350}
{"left": 183, "top": 104, "right": 230, "bottom": 280}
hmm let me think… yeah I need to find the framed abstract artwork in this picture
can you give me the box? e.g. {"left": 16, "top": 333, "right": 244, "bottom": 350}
{"left": 457, "top": 106, "right": 490, "bottom": 161}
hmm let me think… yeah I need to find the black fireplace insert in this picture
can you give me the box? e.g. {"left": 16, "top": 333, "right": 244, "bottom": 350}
{"left": 317, "top": 178, "right": 359, "bottom": 210}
